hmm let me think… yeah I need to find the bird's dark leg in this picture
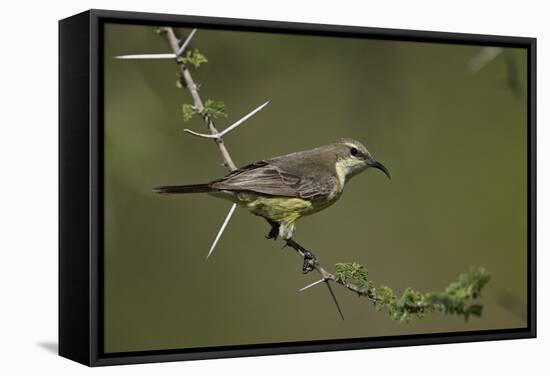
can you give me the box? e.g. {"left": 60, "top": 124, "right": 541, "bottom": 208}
{"left": 264, "top": 219, "right": 280, "bottom": 240}
{"left": 268, "top": 235, "right": 343, "bottom": 319}
{"left": 285, "top": 238, "right": 317, "bottom": 274}
{"left": 278, "top": 237, "right": 343, "bottom": 318}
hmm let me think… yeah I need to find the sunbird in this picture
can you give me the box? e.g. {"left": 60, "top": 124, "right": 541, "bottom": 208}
{"left": 154, "top": 138, "right": 390, "bottom": 271}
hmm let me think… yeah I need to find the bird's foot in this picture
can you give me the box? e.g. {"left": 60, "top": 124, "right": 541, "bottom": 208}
{"left": 302, "top": 250, "right": 316, "bottom": 274}
{"left": 265, "top": 221, "right": 279, "bottom": 240}
{"left": 285, "top": 239, "right": 317, "bottom": 274}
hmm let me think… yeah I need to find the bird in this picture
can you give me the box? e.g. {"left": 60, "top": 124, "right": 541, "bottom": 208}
{"left": 153, "top": 138, "right": 390, "bottom": 271}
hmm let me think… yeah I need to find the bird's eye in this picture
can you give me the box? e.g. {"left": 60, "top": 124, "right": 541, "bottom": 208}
{"left": 350, "top": 147, "right": 358, "bottom": 156}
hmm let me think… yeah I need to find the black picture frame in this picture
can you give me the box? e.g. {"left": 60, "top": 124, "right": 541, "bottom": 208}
{"left": 59, "top": 9, "right": 537, "bottom": 367}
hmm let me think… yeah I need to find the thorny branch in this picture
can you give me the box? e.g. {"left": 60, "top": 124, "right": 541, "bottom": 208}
{"left": 164, "top": 27, "right": 237, "bottom": 171}
{"left": 162, "top": 28, "right": 269, "bottom": 260}
{"left": 117, "top": 27, "right": 490, "bottom": 321}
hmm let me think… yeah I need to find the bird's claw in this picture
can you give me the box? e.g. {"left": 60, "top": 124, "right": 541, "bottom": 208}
{"left": 282, "top": 239, "right": 316, "bottom": 273}
{"left": 302, "top": 250, "right": 316, "bottom": 274}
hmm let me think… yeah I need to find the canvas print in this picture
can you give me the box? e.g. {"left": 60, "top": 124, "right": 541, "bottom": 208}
{"left": 103, "top": 23, "right": 528, "bottom": 353}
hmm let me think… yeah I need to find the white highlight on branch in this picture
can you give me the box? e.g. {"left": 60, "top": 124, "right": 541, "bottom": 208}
{"left": 114, "top": 53, "right": 176, "bottom": 59}
{"left": 184, "top": 100, "right": 271, "bottom": 139}
{"left": 206, "top": 203, "right": 237, "bottom": 260}
{"left": 176, "top": 28, "right": 197, "bottom": 57}
{"left": 298, "top": 278, "right": 326, "bottom": 292}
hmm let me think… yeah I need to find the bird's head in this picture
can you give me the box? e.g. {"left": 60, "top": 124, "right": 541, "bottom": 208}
{"left": 330, "top": 138, "right": 391, "bottom": 183}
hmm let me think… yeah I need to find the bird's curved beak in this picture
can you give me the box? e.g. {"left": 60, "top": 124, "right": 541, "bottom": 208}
{"left": 366, "top": 159, "right": 391, "bottom": 179}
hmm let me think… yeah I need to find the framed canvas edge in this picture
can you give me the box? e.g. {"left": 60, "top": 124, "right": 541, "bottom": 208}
{"left": 61, "top": 8, "right": 537, "bottom": 367}
{"left": 88, "top": 8, "right": 536, "bottom": 46}
{"left": 91, "top": 330, "right": 535, "bottom": 367}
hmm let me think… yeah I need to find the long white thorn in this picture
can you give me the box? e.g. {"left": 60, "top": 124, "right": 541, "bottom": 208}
{"left": 113, "top": 28, "right": 197, "bottom": 60}
{"left": 176, "top": 28, "right": 198, "bottom": 57}
{"left": 206, "top": 203, "right": 237, "bottom": 260}
{"left": 114, "top": 53, "right": 176, "bottom": 59}
{"left": 219, "top": 101, "right": 270, "bottom": 137}
{"left": 183, "top": 100, "right": 270, "bottom": 140}
{"left": 325, "top": 280, "right": 345, "bottom": 321}
{"left": 183, "top": 129, "right": 220, "bottom": 139}
{"left": 298, "top": 278, "right": 326, "bottom": 292}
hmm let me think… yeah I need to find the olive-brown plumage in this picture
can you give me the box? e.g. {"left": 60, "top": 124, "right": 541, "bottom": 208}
{"left": 154, "top": 138, "right": 390, "bottom": 239}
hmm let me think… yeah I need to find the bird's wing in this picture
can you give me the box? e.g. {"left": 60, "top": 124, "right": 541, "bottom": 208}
{"left": 211, "top": 161, "right": 337, "bottom": 200}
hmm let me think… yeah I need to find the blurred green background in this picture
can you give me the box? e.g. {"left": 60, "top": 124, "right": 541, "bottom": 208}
{"left": 103, "top": 23, "right": 528, "bottom": 353}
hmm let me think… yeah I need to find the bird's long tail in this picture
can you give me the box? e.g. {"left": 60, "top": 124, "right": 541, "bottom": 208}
{"left": 153, "top": 183, "right": 213, "bottom": 194}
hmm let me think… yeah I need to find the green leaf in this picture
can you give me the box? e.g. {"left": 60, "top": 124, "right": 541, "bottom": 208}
{"left": 335, "top": 262, "right": 368, "bottom": 284}
{"left": 182, "top": 103, "right": 195, "bottom": 122}
{"left": 183, "top": 48, "right": 208, "bottom": 68}
{"left": 204, "top": 99, "right": 228, "bottom": 119}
